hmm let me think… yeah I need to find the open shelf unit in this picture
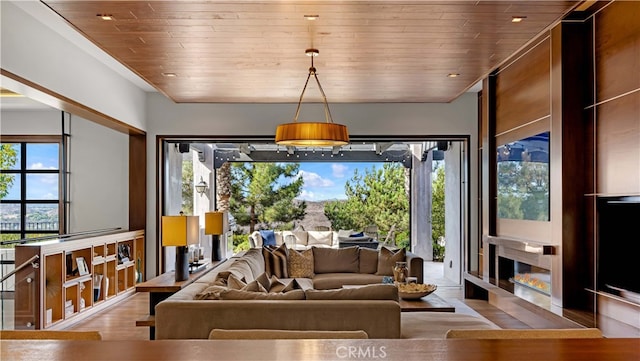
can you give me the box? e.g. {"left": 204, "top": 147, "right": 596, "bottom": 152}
{"left": 14, "top": 230, "right": 145, "bottom": 330}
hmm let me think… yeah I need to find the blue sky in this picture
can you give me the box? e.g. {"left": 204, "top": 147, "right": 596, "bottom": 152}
{"left": 2, "top": 143, "right": 59, "bottom": 200}
{"left": 294, "top": 162, "right": 383, "bottom": 201}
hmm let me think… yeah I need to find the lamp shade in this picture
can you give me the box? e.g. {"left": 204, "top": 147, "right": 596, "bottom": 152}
{"left": 161, "top": 215, "right": 200, "bottom": 246}
{"left": 204, "top": 211, "right": 224, "bottom": 235}
{"left": 275, "top": 122, "right": 349, "bottom": 146}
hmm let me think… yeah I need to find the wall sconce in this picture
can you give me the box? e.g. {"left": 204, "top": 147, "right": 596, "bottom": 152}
{"left": 195, "top": 177, "right": 208, "bottom": 197}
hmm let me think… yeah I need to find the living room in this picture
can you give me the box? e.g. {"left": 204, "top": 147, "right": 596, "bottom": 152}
{"left": 1, "top": 1, "right": 639, "bottom": 360}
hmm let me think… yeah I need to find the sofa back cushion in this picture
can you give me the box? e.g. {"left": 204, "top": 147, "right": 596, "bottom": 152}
{"left": 375, "top": 247, "right": 406, "bottom": 276}
{"left": 226, "top": 259, "right": 256, "bottom": 282}
{"left": 359, "top": 248, "right": 379, "bottom": 274}
{"left": 307, "top": 231, "right": 333, "bottom": 247}
{"left": 312, "top": 246, "right": 359, "bottom": 273}
{"left": 242, "top": 248, "right": 266, "bottom": 279}
{"left": 305, "top": 284, "right": 398, "bottom": 301}
{"left": 218, "top": 289, "right": 306, "bottom": 300}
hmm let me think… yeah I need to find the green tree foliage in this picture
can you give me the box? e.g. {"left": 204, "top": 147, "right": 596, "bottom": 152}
{"left": 432, "top": 164, "right": 445, "bottom": 261}
{"left": 324, "top": 163, "right": 409, "bottom": 247}
{"left": 181, "top": 159, "right": 194, "bottom": 215}
{"left": 230, "top": 163, "right": 306, "bottom": 233}
{"left": 0, "top": 144, "right": 18, "bottom": 199}
{"left": 497, "top": 161, "right": 549, "bottom": 221}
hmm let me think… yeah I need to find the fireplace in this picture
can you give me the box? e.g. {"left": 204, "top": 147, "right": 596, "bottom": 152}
{"left": 488, "top": 236, "right": 555, "bottom": 310}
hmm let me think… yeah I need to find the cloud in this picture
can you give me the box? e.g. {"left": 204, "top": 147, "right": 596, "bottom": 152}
{"left": 299, "top": 170, "right": 334, "bottom": 187}
{"left": 298, "top": 190, "right": 316, "bottom": 200}
{"left": 39, "top": 174, "right": 59, "bottom": 185}
{"left": 331, "top": 164, "right": 348, "bottom": 178}
{"left": 30, "top": 162, "right": 56, "bottom": 170}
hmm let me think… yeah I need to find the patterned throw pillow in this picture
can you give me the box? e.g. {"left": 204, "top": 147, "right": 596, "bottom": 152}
{"left": 375, "top": 247, "right": 406, "bottom": 276}
{"left": 287, "top": 248, "right": 315, "bottom": 278}
{"left": 262, "top": 244, "right": 289, "bottom": 278}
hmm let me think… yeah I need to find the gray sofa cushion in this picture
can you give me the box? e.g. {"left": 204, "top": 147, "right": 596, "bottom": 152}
{"left": 359, "top": 248, "right": 379, "bottom": 274}
{"left": 305, "top": 284, "right": 398, "bottom": 301}
{"left": 313, "top": 246, "right": 359, "bottom": 273}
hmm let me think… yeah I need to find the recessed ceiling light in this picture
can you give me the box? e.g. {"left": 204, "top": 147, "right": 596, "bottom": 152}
{"left": 447, "top": 73, "right": 460, "bottom": 78}
{"left": 97, "top": 14, "right": 114, "bottom": 20}
{"left": 162, "top": 72, "right": 177, "bottom": 77}
{"left": 304, "top": 15, "right": 319, "bottom": 20}
{"left": 511, "top": 16, "right": 526, "bottom": 23}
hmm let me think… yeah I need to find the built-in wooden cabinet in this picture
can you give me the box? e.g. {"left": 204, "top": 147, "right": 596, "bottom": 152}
{"left": 13, "top": 230, "right": 144, "bottom": 330}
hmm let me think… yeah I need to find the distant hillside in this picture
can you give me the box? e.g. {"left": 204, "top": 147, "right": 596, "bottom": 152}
{"left": 296, "top": 200, "right": 334, "bottom": 231}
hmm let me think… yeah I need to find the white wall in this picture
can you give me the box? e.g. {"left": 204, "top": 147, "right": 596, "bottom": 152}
{"left": 0, "top": 1, "right": 147, "bottom": 131}
{"left": 68, "top": 114, "right": 129, "bottom": 232}
{"left": 0, "top": 109, "right": 129, "bottom": 233}
{"left": 0, "top": 109, "right": 61, "bottom": 134}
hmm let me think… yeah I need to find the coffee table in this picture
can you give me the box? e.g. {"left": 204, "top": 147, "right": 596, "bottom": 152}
{"left": 342, "top": 284, "right": 455, "bottom": 312}
{"left": 398, "top": 293, "right": 455, "bottom": 312}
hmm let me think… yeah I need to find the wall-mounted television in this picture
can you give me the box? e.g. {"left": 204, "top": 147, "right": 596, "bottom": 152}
{"left": 597, "top": 196, "right": 640, "bottom": 300}
{"left": 496, "top": 132, "right": 550, "bottom": 221}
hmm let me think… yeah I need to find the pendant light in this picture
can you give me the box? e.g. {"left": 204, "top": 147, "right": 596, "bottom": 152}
{"left": 275, "top": 48, "right": 349, "bottom": 146}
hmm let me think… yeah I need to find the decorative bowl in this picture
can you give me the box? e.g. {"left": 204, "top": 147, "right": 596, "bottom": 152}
{"left": 397, "top": 283, "right": 437, "bottom": 300}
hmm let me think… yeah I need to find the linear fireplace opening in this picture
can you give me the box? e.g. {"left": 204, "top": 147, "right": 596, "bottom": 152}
{"left": 597, "top": 196, "right": 640, "bottom": 304}
{"left": 498, "top": 255, "right": 552, "bottom": 309}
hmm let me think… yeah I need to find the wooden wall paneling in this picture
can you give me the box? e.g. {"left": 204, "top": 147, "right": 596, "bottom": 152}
{"left": 595, "top": 91, "right": 640, "bottom": 194}
{"left": 129, "top": 133, "right": 147, "bottom": 231}
{"left": 595, "top": 1, "right": 640, "bottom": 103}
{"left": 495, "top": 36, "right": 552, "bottom": 135}
{"left": 555, "top": 21, "right": 592, "bottom": 315}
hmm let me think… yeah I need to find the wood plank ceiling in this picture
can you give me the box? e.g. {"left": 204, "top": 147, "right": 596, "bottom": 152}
{"left": 41, "top": 1, "right": 580, "bottom": 103}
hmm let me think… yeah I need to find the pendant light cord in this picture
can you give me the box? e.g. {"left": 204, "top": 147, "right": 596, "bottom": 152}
{"left": 292, "top": 52, "right": 335, "bottom": 124}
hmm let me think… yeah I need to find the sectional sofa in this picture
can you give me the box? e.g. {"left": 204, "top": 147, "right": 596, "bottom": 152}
{"left": 155, "top": 245, "right": 423, "bottom": 339}
{"left": 249, "top": 229, "right": 376, "bottom": 251}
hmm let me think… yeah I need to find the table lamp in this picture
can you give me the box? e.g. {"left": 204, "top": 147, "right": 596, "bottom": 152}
{"left": 162, "top": 214, "right": 200, "bottom": 281}
{"left": 205, "top": 211, "right": 225, "bottom": 261}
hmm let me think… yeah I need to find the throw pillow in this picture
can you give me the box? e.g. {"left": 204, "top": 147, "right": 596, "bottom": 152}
{"left": 227, "top": 274, "right": 247, "bottom": 290}
{"left": 337, "top": 229, "right": 354, "bottom": 239}
{"left": 259, "top": 230, "right": 277, "bottom": 246}
{"left": 218, "top": 289, "right": 305, "bottom": 300}
{"left": 313, "top": 246, "right": 359, "bottom": 274}
{"left": 194, "top": 285, "right": 228, "bottom": 300}
{"left": 350, "top": 231, "right": 364, "bottom": 237}
{"left": 262, "top": 244, "right": 289, "bottom": 278}
{"left": 287, "top": 248, "right": 315, "bottom": 278}
{"left": 375, "top": 247, "right": 406, "bottom": 276}
{"left": 305, "top": 284, "right": 398, "bottom": 301}
{"left": 255, "top": 272, "right": 271, "bottom": 291}
{"left": 241, "top": 280, "right": 268, "bottom": 293}
{"left": 268, "top": 276, "right": 296, "bottom": 293}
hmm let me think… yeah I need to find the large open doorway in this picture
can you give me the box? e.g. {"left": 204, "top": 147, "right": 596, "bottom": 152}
{"left": 159, "top": 137, "right": 469, "bottom": 287}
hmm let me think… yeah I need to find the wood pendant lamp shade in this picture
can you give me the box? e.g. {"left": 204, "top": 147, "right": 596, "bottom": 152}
{"left": 275, "top": 122, "right": 349, "bottom": 146}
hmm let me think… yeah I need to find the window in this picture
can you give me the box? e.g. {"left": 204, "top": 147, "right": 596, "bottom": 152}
{"left": 1, "top": 138, "right": 63, "bottom": 240}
